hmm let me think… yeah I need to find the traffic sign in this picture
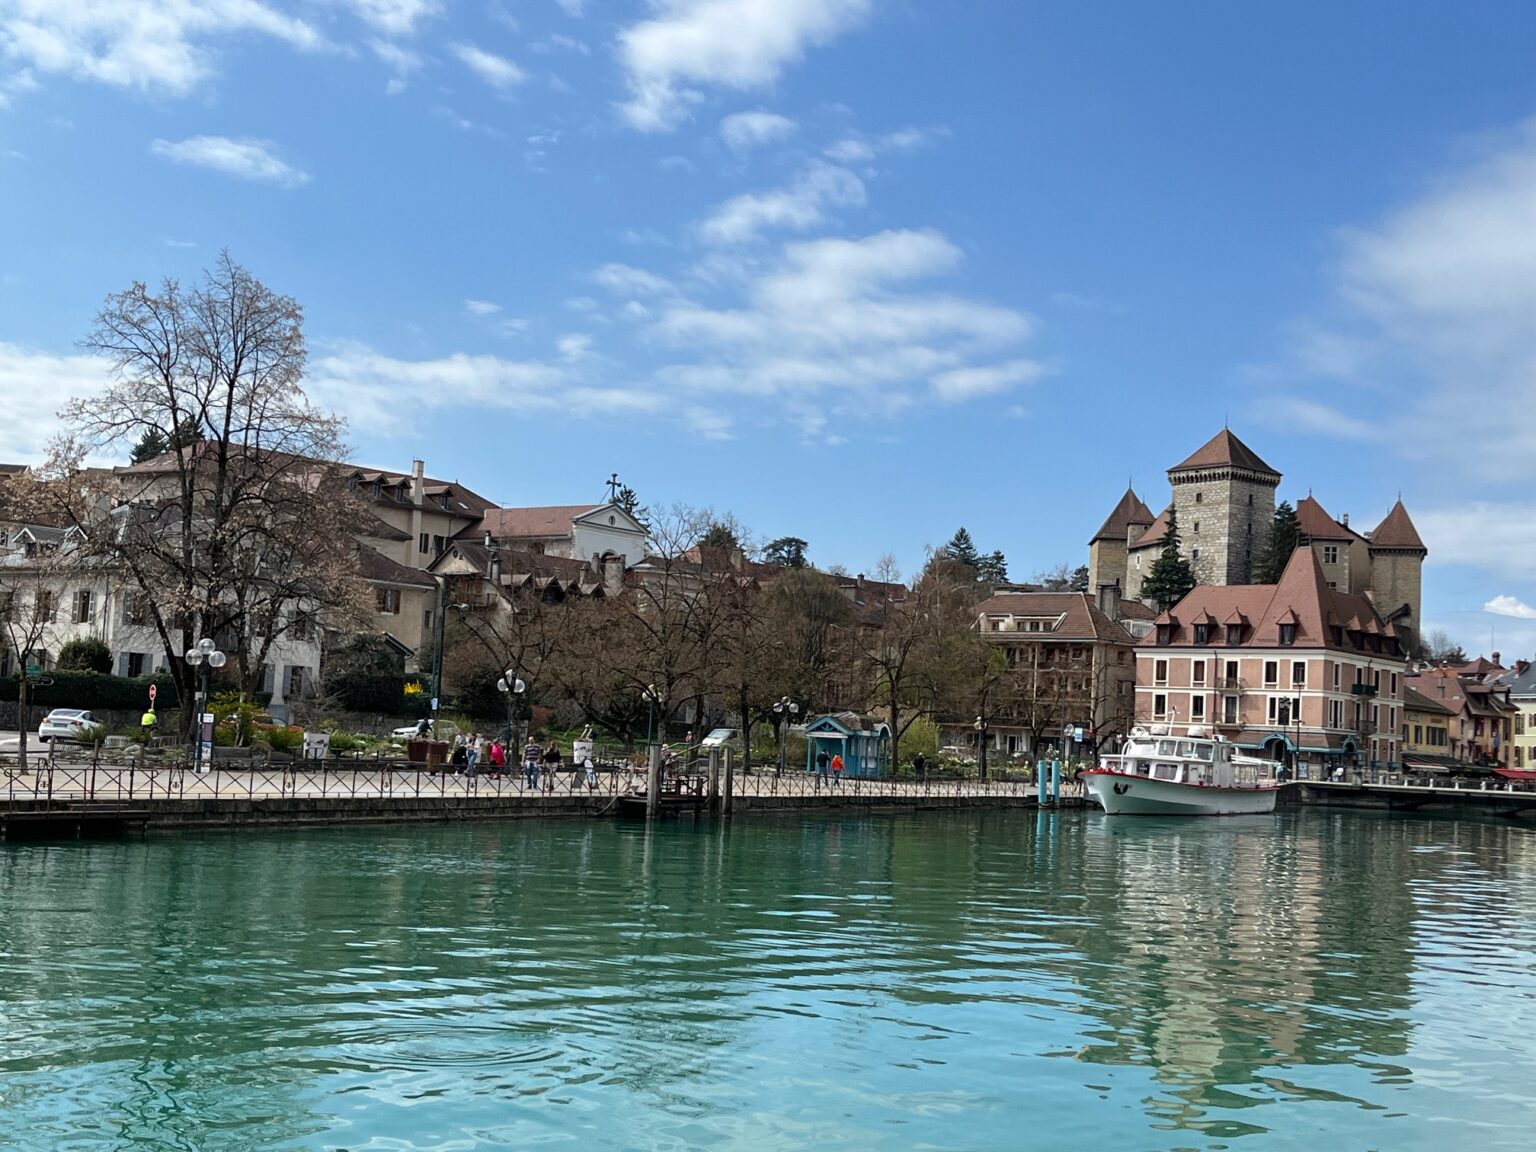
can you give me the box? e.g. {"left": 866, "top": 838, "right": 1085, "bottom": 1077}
{"left": 25, "top": 664, "right": 40, "bottom": 678}
{"left": 32, "top": 676, "right": 53, "bottom": 687}
{"left": 148, "top": 684, "right": 158, "bottom": 702}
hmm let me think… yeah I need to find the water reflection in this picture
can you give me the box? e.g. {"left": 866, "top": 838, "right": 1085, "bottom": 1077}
{"left": 0, "top": 811, "right": 1533, "bottom": 1149}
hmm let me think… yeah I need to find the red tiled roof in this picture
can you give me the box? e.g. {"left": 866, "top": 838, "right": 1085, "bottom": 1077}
{"left": 479, "top": 505, "right": 601, "bottom": 539}
{"left": 1369, "top": 499, "right": 1426, "bottom": 552}
{"left": 1169, "top": 429, "right": 1279, "bottom": 477}
{"left": 1089, "top": 488, "right": 1156, "bottom": 544}
{"left": 1138, "top": 546, "right": 1400, "bottom": 655}
{"left": 975, "top": 591, "right": 1136, "bottom": 644}
{"left": 1129, "top": 506, "right": 1173, "bottom": 551}
{"left": 1402, "top": 684, "right": 1455, "bottom": 716}
{"left": 1295, "top": 495, "right": 1359, "bottom": 542}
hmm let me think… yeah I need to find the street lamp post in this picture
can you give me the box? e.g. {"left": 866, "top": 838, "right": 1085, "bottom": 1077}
{"left": 429, "top": 583, "right": 469, "bottom": 735}
{"left": 1062, "top": 722, "right": 1075, "bottom": 767}
{"left": 772, "top": 696, "right": 799, "bottom": 776}
{"left": 974, "top": 714, "right": 988, "bottom": 781}
{"left": 182, "top": 637, "right": 226, "bottom": 776}
{"left": 496, "top": 671, "right": 526, "bottom": 751}
{"left": 643, "top": 683, "right": 660, "bottom": 747}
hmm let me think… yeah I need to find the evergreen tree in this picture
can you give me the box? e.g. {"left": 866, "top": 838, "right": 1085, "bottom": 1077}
{"left": 613, "top": 484, "right": 649, "bottom": 529}
{"left": 1069, "top": 564, "right": 1089, "bottom": 592}
{"left": 944, "top": 527, "right": 980, "bottom": 569}
{"left": 1256, "top": 500, "right": 1301, "bottom": 583}
{"left": 975, "top": 549, "right": 1009, "bottom": 583}
{"left": 763, "top": 536, "right": 809, "bottom": 569}
{"left": 700, "top": 522, "right": 740, "bottom": 551}
{"left": 129, "top": 426, "right": 169, "bottom": 464}
{"left": 1141, "top": 508, "right": 1196, "bottom": 610}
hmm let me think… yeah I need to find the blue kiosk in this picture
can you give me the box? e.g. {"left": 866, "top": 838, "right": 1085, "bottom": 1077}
{"left": 804, "top": 713, "right": 892, "bottom": 779}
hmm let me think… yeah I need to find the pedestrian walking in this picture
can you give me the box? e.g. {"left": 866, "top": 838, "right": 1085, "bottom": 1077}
{"left": 912, "top": 751, "right": 926, "bottom": 782}
{"left": 543, "top": 741, "right": 563, "bottom": 791}
{"left": 584, "top": 756, "right": 598, "bottom": 791}
{"left": 830, "top": 752, "right": 844, "bottom": 788}
{"left": 465, "top": 733, "right": 484, "bottom": 777}
{"left": 659, "top": 742, "right": 674, "bottom": 788}
{"left": 488, "top": 737, "right": 506, "bottom": 776}
{"left": 450, "top": 734, "right": 468, "bottom": 774}
{"left": 815, "top": 747, "right": 830, "bottom": 787}
{"left": 523, "top": 735, "right": 543, "bottom": 791}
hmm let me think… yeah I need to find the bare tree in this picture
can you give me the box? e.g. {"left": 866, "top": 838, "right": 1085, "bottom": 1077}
{"left": 46, "top": 253, "right": 365, "bottom": 731}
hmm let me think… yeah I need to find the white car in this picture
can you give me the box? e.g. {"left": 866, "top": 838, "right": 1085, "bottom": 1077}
{"left": 38, "top": 709, "right": 105, "bottom": 743}
{"left": 392, "top": 720, "right": 435, "bottom": 739}
{"left": 700, "top": 728, "right": 739, "bottom": 747}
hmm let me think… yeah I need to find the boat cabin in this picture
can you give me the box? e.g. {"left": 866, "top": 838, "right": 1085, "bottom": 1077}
{"left": 1107, "top": 725, "right": 1271, "bottom": 788}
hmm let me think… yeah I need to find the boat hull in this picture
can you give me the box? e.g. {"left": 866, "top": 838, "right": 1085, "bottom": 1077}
{"left": 1083, "top": 771, "right": 1279, "bottom": 816}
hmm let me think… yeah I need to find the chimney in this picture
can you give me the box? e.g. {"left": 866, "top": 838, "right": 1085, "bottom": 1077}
{"left": 1493, "top": 651, "right": 1501, "bottom": 668}
{"left": 411, "top": 459, "right": 425, "bottom": 504}
{"left": 1341, "top": 512, "right": 1349, "bottom": 528}
{"left": 483, "top": 530, "right": 492, "bottom": 549}
{"left": 489, "top": 550, "right": 500, "bottom": 585}
{"left": 856, "top": 573, "right": 865, "bottom": 588}
{"left": 1097, "top": 581, "right": 1121, "bottom": 620}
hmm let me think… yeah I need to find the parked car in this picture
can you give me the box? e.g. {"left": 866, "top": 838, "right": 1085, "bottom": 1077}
{"left": 700, "top": 727, "right": 739, "bottom": 747}
{"left": 37, "top": 709, "right": 105, "bottom": 743}
{"left": 392, "top": 719, "right": 435, "bottom": 739}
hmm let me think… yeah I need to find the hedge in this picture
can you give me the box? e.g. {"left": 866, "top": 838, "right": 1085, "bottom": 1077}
{"left": 0, "top": 671, "right": 181, "bottom": 711}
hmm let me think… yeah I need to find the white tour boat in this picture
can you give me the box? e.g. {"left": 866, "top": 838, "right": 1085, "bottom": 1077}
{"left": 1083, "top": 725, "right": 1282, "bottom": 816}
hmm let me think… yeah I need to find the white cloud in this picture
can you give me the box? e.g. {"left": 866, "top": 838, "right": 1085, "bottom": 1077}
{"left": 0, "top": 0, "right": 325, "bottom": 96}
{"left": 464, "top": 299, "right": 501, "bottom": 316}
{"left": 1414, "top": 503, "right": 1536, "bottom": 579}
{"left": 719, "top": 109, "right": 797, "bottom": 153}
{"left": 0, "top": 341, "right": 111, "bottom": 460}
{"left": 643, "top": 228, "right": 1036, "bottom": 411}
{"left": 1485, "top": 595, "right": 1536, "bottom": 620}
{"left": 556, "top": 333, "right": 593, "bottom": 361}
{"left": 554, "top": 0, "right": 587, "bottom": 15}
{"left": 149, "top": 135, "right": 309, "bottom": 187}
{"left": 697, "top": 161, "right": 864, "bottom": 245}
{"left": 1250, "top": 395, "right": 1380, "bottom": 441}
{"left": 824, "top": 125, "right": 943, "bottom": 164}
{"left": 307, "top": 341, "right": 662, "bottom": 435}
{"left": 930, "top": 360, "right": 1047, "bottom": 403}
{"left": 592, "top": 263, "right": 676, "bottom": 299}
{"left": 617, "top": 0, "right": 872, "bottom": 131}
{"left": 369, "top": 37, "right": 421, "bottom": 73}
{"left": 340, "top": 1, "right": 440, "bottom": 37}
{"left": 452, "top": 41, "right": 525, "bottom": 89}
{"left": 684, "top": 406, "right": 732, "bottom": 440}
{"left": 161, "top": 236, "right": 196, "bottom": 248}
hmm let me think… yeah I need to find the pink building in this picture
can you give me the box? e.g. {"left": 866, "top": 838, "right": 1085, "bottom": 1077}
{"left": 1135, "top": 546, "right": 1407, "bottom": 773}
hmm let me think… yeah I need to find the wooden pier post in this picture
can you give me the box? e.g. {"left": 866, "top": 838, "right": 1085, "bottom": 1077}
{"left": 646, "top": 743, "right": 661, "bottom": 822}
{"left": 722, "top": 747, "right": 735, "bottom": 818}
{"left": 707, "top": 747, "right": 721, "bottom": 815}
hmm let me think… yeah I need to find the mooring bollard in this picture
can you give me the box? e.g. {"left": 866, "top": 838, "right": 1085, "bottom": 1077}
{"left": 722, "top": 746, "right": 735, "bottom": 818}
{"left": 646, "top": 742, "right": 661, "bottom": 821}
{"left": 707, "top": 747, "right": 721, "bottom": 814}
{"left": 1052, "top": 758, "right": 1061, "bottom": 806}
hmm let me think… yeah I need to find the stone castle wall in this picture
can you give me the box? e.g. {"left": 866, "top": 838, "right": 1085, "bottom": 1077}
{"left": 1169, "top": 467, "right": 1276, "bottom": 586}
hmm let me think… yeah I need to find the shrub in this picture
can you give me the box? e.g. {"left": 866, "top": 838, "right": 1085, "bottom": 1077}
{"left": 0, "top": 670, "right": 179, "bottom": 711}
{"left": 56, "top": 637, "right": 113, "bottom": 674}
{"left": 265, "top": 725, "right": 303, "bottom": 754}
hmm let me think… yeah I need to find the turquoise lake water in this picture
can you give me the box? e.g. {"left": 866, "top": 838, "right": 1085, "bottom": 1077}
{"left": 1, "top": 809, "right": 1534, "bottom": 1150}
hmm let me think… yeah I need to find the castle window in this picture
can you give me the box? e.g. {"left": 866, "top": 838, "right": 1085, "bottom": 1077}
{"left": 1193, "top": 521, "right": 1200, "bottom": 534}
{"left": 1192, "top": 548, "right": 1200, "bottom": 561}
{"left": 1195, "top": 492, "right": 1203, "bottom": 504}
{"left": 1248, "top": 494, "right": 1254, "bottom": 505}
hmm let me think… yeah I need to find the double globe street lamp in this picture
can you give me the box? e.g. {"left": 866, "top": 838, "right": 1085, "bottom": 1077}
{"left": 183, "top": 637, "right": 226, "bottom": 775}
{"left": 772, "top": 696, "right": 799, "bottom": 776}
{"left": 496, "top": 671, "right": 526, "bottom": 751}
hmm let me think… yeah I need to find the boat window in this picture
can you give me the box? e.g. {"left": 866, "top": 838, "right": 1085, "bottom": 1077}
{"left": 1177, "top": 741, "right": 1196, "bottom": 758}
{"left": 1156, "top": 740, "right": 1176, "bottom": 757}
{"left": 1193, "top": 743, "right": 1214, "bottom": 761}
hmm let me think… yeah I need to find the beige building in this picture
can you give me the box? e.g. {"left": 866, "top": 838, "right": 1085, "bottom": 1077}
{"left": 1134, "top": 546, "right": 1407, "bottom": 773}
{"left": 1400, "top": 684, "right": 1456, "bottom": 769}
{"left": 1089, "top": 429, "right": 1428, "bottom": 650}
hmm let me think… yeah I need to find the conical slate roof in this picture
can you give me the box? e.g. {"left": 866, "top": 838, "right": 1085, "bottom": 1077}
{"left": 1169, "top": 429, "right": 1279, "bottom": 477}
{"left": 1369, "top": 499, "right": 1426, "bottom": 552}
{"left": 1089, "top": 487, "right": 1156, "bottom": 544}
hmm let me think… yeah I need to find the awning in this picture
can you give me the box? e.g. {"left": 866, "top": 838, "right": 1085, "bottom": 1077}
{"left": 1494, "top": 769, "right": 1536, "bottom": 782}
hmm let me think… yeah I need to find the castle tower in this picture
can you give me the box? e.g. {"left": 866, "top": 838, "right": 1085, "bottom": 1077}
{"left": 1087, "top": 487, "right": 1154, "bottom": 593}
{"left": 1367, "top": 499, "right": 1427, "bottom": 651}
{"left": 1167, "top": 429, "right": 1280, "bottom": 586}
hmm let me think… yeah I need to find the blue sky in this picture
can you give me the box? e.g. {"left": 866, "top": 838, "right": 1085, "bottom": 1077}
{"left": 5, "top": 1, "right": 1536, "bottom": 655}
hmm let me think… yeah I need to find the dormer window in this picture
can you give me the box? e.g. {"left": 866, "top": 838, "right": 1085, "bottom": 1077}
{"left": 1225, "top": 624, "right": 1242, "bottom": 645}
{"left": 1279, "top": 623, "right": 1297, "bottom": 646}
{"left": 1156, "top": 624, "right": 1173, "bottom": 645}
{"left": 1193, "top": 623, "right": 1209, "bottom": 644}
